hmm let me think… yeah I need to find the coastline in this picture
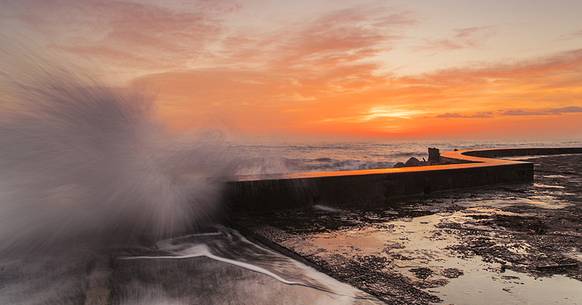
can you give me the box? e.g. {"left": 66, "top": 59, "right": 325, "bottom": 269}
{"left": 233, "top": 151, "right": 582, "bottom": 305}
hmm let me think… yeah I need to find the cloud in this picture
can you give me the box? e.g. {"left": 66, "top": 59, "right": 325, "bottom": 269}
{"left": 218, "top": 6, "right": 415, "bottom": 71}
{"left": 283, "top": 7, "right": 414, "bottom": 62}
{"left": 130, "top": 46, "right": 582, "bottom": 137}
{"left": 5, "top": 0, "right": 240, "bottom": 72}
{"left": 8, "top": 1, "right": 580, "bottom": 138}
{"left": 500, "top": 106, "right": 582, "bottom": 116}
{"left": 435, "top": 112, "right": 493, "bottom": 118}
{"left": 435, "top": 106, "right": 582, "bottom": 119}
{"left": 444, "top": 106, "right": 582, "bottom": 119}
{"left": 417, "top": 26, "right": 495, "bottom": 52}
{"left": 559, "top": 29, "right": 582, "bottom": 41}
{"left": 554, "top": 106, "right": 582, "bottom": 113}
{"left": 207, "top": 6, "right": 417, "bottom": 99}
{"left": 407, "top": 48, "right": 582, "bottom": 86}
{"left": 499, "top": 109, "right": 546, "bottom": 116}
{"left": 5, "top": 1, "right": 416, "bottom": 86}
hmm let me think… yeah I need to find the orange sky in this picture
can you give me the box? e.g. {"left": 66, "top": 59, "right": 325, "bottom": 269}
{"left": 2, "top": 0, "right": 582, "bottom": 140}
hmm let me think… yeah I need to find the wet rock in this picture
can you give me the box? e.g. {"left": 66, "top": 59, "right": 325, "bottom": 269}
{"left": 393, "top": 162, "right": 406, "bottom": 168}
{"left": 536, "top": 262, "right": 578, "bottom": 273}
{"left": 501, "top": 275, "right": 520, "bottom": 280}
{"left": 410, "top": 267, "right": 433, "bottom": 280}
{"left": 442, "top": 268, "right": 464, "bottom": 279}
{"left": 418, "top": 278, "right": 449, "bottom": 289}
{"left": 393, "top": 147, "right": 446, "bottom": 167}
{"left": 405, "top": 157, "right": 422, "bottom": 167}
{"left": 428, "top": 147, "right": 441, "bottom": 164}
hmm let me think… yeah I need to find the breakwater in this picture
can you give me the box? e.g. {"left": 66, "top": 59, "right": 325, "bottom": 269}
{"left": 226, "top": 147, "right": 582, "bottom": 210}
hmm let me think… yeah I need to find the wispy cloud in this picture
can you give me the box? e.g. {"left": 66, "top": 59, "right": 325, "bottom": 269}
{"left": 6, "top": 0, "right": 240, "bottom": 72}
{"left": 219, "top": 6, "right": 415, "bottom": 70}
{"left": 132, "top": 45, "right": 582, "bottom": 137}
{"left": 500, "top": 106, "right": 582, "bottom": 116}
{"left": 7, "top": 1, "right": 581, "bottom": 138}
{"left": 434, "top": 106, "right": 582, "bottom": 119}
{"left": 7, "top": 1, "right": 417, "bottom": 86}
{"left": 417, "top": 26, "right": 495, "bottom": 52}
{"left": 435, "top": 112, "right": 494, "bottom": 118}
{"left": 558, "top": 29, "right": 582, "bottom": 41}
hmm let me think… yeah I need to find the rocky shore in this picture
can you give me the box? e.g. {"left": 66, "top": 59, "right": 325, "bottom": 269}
{"left": 235, "top": 153, "right": 582, "bottom": 305}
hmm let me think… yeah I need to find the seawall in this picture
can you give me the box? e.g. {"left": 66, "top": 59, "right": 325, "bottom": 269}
{"left": 226, "top": 147, "right": 582, "bottom": 210}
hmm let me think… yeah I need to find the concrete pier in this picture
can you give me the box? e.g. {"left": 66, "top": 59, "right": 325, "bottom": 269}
{"left": 226, "top": 147, "right": 582, "bottom": 210}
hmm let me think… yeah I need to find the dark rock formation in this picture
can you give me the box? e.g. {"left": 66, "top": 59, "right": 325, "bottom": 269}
{"left": 405, "top": 157, "right": 422, "bottom": 167}
{"left": 394, "top": 147, "right": 448, "bottom": 168}
{"left": 428, "top": 147, "right": 441, "bottom": 164}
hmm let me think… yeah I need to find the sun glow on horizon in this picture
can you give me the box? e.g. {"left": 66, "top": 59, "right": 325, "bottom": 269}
{"left": 363, "top": 106, "right": 424, "bottom": 121}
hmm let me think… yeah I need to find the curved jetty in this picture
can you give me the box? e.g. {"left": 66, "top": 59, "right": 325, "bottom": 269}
{"left": 227, "top": 147, "right": 582, "bottom": 210}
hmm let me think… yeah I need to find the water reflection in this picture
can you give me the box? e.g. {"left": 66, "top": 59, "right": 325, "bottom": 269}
{"left": 281, "top": 211, "right": 582, "bottom": 305}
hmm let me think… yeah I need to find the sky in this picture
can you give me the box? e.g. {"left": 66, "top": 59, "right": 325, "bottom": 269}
{"left": 2, "top": 0, "right": 582, "bottom": 141}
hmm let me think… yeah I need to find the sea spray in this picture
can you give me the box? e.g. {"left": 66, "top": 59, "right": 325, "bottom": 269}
{"left": 0, "top": 46, "right": 369, "bottom": 305}
{"left": 0, "top": 50, "right": 235, "bottom": 254}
